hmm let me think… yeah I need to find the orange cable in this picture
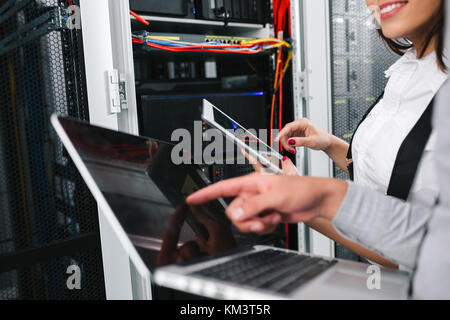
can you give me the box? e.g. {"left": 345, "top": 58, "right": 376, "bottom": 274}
{"left": 270, "top": 49, "right": 283, "bottom": 146}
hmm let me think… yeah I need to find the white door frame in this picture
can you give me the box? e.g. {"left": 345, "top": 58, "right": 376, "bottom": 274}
{"left": 80, "top": 0, "right": 139, "bottom": 300}
{"left": 298, "top": 0, "right": 335, "bottom": 258}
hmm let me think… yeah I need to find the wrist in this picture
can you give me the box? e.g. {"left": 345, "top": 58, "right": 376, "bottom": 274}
{"left": 323, "top": 134, "right": 337, "bottom": 155}
{"left": 317, "top": 179, "right": 348, "bottom": 221}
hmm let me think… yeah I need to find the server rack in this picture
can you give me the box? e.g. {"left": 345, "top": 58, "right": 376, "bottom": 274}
{"left": 0, "top": 0, "right": 105, "bottom": 299}
{"left": 136, "top": 0, "right": 295, "bottom": 298}
{"left": 74, "top": 0, "right": 302, "bottom": 299}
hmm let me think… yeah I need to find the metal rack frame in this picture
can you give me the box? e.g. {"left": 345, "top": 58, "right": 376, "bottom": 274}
{"left": 291, "top": 0, "right": 335, "bottom": 257}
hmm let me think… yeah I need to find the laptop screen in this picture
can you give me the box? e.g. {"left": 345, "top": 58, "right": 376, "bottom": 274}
{"left": 57, "top": 117, "right": 270, "bottom": 272}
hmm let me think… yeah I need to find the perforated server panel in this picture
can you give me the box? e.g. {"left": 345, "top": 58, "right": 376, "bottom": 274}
{"left": 0, "top": 0, "right": 105, "bottom": 299}
{"left": 329, "top": 0, "right": 398, "bottom": 260}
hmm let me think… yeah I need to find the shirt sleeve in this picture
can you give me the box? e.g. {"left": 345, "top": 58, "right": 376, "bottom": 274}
{"left": 332, "top": 182, "right": 433, "bottom": 270}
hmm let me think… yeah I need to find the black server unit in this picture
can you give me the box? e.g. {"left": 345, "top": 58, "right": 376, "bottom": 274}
{"left": 0, "top": 0, "right": 105, "bottom": 299}
{"left": 197, "top": 0, "right": 271, "bottom": 24}
{"left": 129, "top": 0, "right": 271, "bottom": 24}
{"left": 140, "top": 92, "right": 268, "bottom": 142}
{"left": 139, "top": 92, "right": 269, "bottom": 182}
{"left": 130, "top": 0, "right": 197, "bottom": 18}
{"left": 329, "top": 0, "right": 398, "bottom": 260}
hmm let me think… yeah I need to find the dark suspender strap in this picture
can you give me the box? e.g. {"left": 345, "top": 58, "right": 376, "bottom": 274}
{"left": 346, "top": 92, "right": 385, "bottom": 180}
{"left": 386, "top": 98, "right": 435, "bottom": 200}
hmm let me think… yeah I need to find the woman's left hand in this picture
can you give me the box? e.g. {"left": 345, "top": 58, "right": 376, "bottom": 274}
{"left": 280, "top": 157, "right": 299, "bottom": 176}
{"left": 239, "top": 147, "right": 300, "bottom": 177}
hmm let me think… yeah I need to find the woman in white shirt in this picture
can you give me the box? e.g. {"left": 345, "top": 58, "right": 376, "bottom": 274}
{"left": 275, "top": 0, "right": 447, "bottom": 268}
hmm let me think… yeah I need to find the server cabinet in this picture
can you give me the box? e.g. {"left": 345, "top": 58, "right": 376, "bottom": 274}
{"left": 0, "top": 0, "right": 105, "bottom": 300}
{"left": 76, "top": 0, "right": 305, "bottom": 299}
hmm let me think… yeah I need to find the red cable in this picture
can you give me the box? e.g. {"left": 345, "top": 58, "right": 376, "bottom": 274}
{"left": 152, "top": 42, "right": 257, "bottom": 50}
{"left": 273, "top": 0, "right": 291, "bottom": 249}
{"left": 279, "top": 63, "right": 283, "bottom": 153}
{"left": 285, "top": 224, "right": 290, "bottom": 249}
{"left": 68, "top": 0, "right": 75, "bottom": 13}
{"left": 146, "top": 43, "right": 261, "bottom": 54}
{"left": 130, "top": 10, "right": 150, "bottom": 26}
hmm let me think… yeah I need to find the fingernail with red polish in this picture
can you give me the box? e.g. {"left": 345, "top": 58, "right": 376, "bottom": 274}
{"left": 289, "top": 149, "right": 296, "bottom": 155}
{"left": 283, "top": 156, "right": 288, "bottom": 162}
{"left": 288, "top": 139, "right": 296, "bottom": 146}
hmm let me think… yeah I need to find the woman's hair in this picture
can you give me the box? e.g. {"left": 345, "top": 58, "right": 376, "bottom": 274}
{"left": 377, "top": 1, "right": 446, "bottom": 71}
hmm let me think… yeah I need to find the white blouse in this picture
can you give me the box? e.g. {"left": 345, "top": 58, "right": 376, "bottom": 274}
{"left": 351, "top": 49, "right": 448, "bottom": 207}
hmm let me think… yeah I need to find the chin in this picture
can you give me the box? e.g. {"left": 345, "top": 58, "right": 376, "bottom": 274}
{"left": 380, "top": 24, "right": 408, "bottom": 40}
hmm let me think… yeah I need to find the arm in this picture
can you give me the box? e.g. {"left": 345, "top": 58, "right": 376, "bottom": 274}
{"left": 323, "top": 134, "right": 350, "bottom": 175}
{"left": 281, "top": 158, "right": 392, "bottom": 266}
{"left": 306, "top": 217, "right": 398, "bottom": 269}
{"left": 327, "top": 182, "right": 433, "bottom": 270}
{"left": 187, "top": 175, "right": 432, "bottom": 271}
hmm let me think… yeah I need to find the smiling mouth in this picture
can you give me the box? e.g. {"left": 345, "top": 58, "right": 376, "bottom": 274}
{"left": 379, "top": 1, "right": 408, "bottom": 19}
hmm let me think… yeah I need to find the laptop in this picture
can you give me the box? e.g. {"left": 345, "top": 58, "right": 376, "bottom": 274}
{"left": 51, "top": 114, "right": 410, "bottom": 300}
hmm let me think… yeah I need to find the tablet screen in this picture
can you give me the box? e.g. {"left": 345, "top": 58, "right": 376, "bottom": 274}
{"left": 212, "top": 105, "right": 276, "bottom": 153}
{"left": 204, "top": 101, "right": 282, "bottom": 173}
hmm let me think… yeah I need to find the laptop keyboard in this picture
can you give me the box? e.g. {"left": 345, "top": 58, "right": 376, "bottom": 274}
{"left": 192, "top": 249, "right": 337, "bottom": 295}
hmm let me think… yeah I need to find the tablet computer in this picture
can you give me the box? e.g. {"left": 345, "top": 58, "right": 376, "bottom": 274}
{"left": 201, "top": 99, "right": 283, "bottom": 174}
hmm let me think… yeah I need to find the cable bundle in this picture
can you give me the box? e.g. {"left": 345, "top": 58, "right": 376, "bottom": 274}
{"left": 272, "top": 0, "right": 291, "bottom": 250}
{"left": 270, "top": 0, "right": 291, "bottom": 148}
{"left": 132, "top": 33, "right": 290, "bottom": 55}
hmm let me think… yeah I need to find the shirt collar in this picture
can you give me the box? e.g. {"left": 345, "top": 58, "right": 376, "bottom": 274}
{"left": 384, "top": 48, "right": 438, "bottom": 78}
